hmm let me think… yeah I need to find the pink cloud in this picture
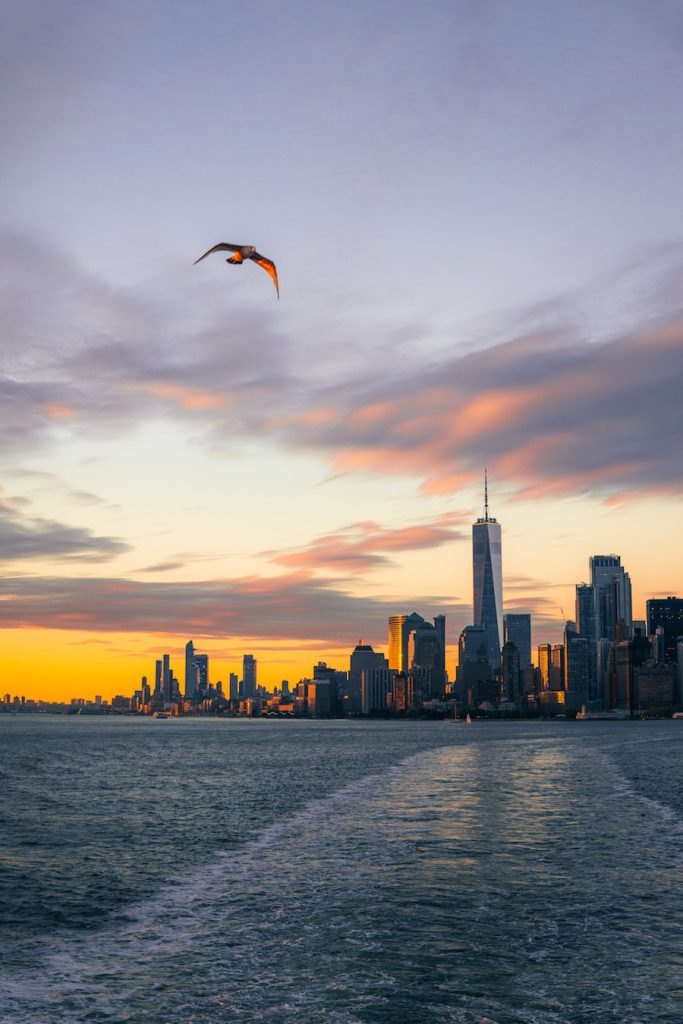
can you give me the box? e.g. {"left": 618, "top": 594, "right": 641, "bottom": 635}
{"left": 266, "top": 512, "right": 468, "bottom": 575}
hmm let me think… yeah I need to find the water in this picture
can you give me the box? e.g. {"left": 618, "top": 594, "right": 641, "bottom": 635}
{"left": 1, "top": 717, "right": 682, "bottom": 1023}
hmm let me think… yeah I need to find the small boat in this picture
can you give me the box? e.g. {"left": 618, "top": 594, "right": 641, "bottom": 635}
{"left": 153, "top": 712, "right": 170, "bottom": 719}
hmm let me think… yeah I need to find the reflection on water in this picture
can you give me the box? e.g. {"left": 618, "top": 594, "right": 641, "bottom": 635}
{"left": 0, "top": 718, "right": 682, "bottom": 1023}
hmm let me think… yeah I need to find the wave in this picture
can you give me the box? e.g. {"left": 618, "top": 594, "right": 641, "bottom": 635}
{"left": 0, "top": 742, "right": 459, "bottom": 1023}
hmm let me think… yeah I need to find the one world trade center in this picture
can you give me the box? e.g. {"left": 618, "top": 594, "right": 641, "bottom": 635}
{"left": 472, "top": 472, "right": 503, "bottom": 669}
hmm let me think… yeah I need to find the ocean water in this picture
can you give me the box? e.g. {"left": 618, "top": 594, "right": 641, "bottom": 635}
{"left": 1, "top": 717, "right": 682, "bottom": 1023}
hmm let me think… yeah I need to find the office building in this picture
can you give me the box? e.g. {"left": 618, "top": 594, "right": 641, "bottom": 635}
{"left": 538, "top": 643, "right": 552, "bottom": 690}
{"left": 590, "top": 555, "right": 632, "bottom": 640}
{"left": 504, "top": 613, "right": 531, "bottom": 669}
{"left": 388, "top": 612, "right": 428, "bottom": 672}
{"left": 185, "top": 641, "right": 199, "bottom": 700}
{"left": 500, "top": 641, "right": 521, "bottom": 703}
{"left": 243, "top": 654, "right": 257, "bottom": 698}
{"left": 349, "top": 644, "right": 388, "bottom": 713}
{"left": 362, "top": 666, "right": 394, "bottom": 714}
{"left": 472, "top": 473, "right": 503, "bottom": 667}
{"left": 195, "top": 654, "right": 209, "bottom": 695}
{"left": 646, "top": 597, "right": 683, "bottom": 663}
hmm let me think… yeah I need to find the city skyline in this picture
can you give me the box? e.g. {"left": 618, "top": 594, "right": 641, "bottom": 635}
{"left": 2, "top": 3, "right": 683, "bottom": 701}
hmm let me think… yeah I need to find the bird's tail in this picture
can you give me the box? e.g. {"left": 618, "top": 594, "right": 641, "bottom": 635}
{"left": 227, "top": 253, "right": 244, "bottom": 264}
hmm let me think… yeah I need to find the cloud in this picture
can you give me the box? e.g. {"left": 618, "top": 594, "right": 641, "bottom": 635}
{"left": 0, "top": 571, "right": 468, "bottom": 645}
{"left": 275, "top": 316, "right": 683, "bottom": 502}
{"left": 265, "top": 512, "right": 468, "bottom": 574}
{"left": 137, "top": 560, "right": 187, "bottom": 574}
{"left": 0, "top": 492, "right": 128, "bottom": 563}
{"left": 2, "top": 227, "right": 683, "bottom": 504}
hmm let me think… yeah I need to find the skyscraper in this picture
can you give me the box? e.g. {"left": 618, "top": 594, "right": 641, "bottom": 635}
{"left": 185, "top": 640, "right": 198, "bottom": 700}
{"left": 590, "top": 555, "right": 632, "bottom": 639}
{"left": 504, "top": 613, "right": 531, "bottom": 669}
{"left": 646, "top": 596, "right": 683, "bottom": 663}
{"left": 575, "top": 583, "right": 599, "bottom": 703}
{"left": 472, "top": 473, "right": 503, "bottom": 667}
{"left": 242, "top": 654, "right": 257, "bottom": 698}
{"left": 349, "top": 643, "right": 388, "bottom": 713}
{"left": 388, "top": 612, "right": 428, "bottom": 672}
{"left": 195, "top": 654, "right": 209, "bottom": 695}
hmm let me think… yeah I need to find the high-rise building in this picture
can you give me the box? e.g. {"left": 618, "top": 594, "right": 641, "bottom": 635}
{"left": 162, "top": 653, "right": 172, "bottom": 701}
{"left": 407, "top": 620, "right": 445, "bottom": 695}
{"left": 472, "top": 473, "right": 503, "bottom": 668}
{"left": 590, "top": 555, "right": 632, "bottom": 640}
{"left": 349, "top": 643, "right": 388, "bottom": 713}
{"left": 154, "top": 659, "right": 162, "bottom": 698}
{"left": 458, "top": 625, "right": 488, "bottom": 665}
{"left": 565, "top": 632, "right": 589, "bottom": 708}
{"left": 195, "top": 654, "right": 209, "bottom": 695}
{"left": 388, "top": 612, "right": 427, "bottom": 672}
{"left": 185, "top": 641, "right": 199, "bottom": 700}
{"left": 550, "top": 644, "right": 565, "bottom": 691}
{"left": 242, "top": 654, "right": 257, "bottom": 698}
{"left": 614, "top": 634, "right": 651, "bottom": 712}
{"left": 500, "top": 641, "right": 521, "bottom": 703}
{"left": 456, "top": 625, "right": 490, "bottom": 702}
{"left": 228, "top": 672, "right": 239, "bottom": 700}
{"left": 504, "top": 613, "right": 531, "bottom": 669}
{"left": 538, "top": 643, "right": 552, "bottom": 690}
{"left": 646, "top": 597, "right": 683, "bottom": 663}
{"left": 362, "top": 666, "right": 393, "bottom": 714}
{"left": 575, "top": 583, "right": 599, "bottom": 703}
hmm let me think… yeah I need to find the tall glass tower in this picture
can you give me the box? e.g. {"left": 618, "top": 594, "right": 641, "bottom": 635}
{"left": 472, "top": 472, "right": 503, "bottom": 668}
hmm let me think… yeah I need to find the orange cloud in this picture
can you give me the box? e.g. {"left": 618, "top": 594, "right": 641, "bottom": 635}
{"left": 43, "top": 402, "right": 75, "bottom": 420}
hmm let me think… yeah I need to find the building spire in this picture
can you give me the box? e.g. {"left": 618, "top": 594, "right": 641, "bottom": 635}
{"left": 484, "top": 467, "right": 489, "bottom": 520}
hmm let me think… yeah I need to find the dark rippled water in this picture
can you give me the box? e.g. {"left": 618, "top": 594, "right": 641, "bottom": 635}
{"left": 1, "top": 717, "right": 682, "bottom": 1023}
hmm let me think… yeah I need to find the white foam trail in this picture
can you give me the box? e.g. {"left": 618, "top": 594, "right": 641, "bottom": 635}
{"left": 0, "top": 741, "right": 462, "bottom": 1021}
{"left": 598, "top": 751, "right": 683, "bottom": 867}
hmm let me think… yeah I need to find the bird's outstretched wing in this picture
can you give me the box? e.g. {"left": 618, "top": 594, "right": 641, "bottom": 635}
{"left": 194, "top": 242, "right": 242, "bottom": 265}
{"left": 251, "top": 252, "right": 279, "bottom": 298}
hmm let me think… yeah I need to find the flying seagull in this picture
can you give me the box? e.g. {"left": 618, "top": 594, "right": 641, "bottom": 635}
{"left": 194, "top": 243, "right": 279, "bottom": 298}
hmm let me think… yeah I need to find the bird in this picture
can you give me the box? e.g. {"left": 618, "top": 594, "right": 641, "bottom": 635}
{"left": 194, "top": 242, "right": 279, "bottom": 298}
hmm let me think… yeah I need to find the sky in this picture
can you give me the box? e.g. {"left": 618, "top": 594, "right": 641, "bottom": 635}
{"left": 2, "top": 0, "right": 683, "bottom": 701}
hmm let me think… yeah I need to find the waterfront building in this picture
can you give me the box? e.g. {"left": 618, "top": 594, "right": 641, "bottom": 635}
{"left": 646, "top": 596, "right": 683, "bottom": 663}
{"left": 307, "top": 680, "right": 333, "bottom": 717}
{"left": 242, "top": 654, "right": 257, "bottom": 698}
{"left": 538, "top": 643, "right": 552, "bottom": 689}
{"left": 590, "top": 554, "right": 632, "bottom": 640}
{"left": 634, "top": 663, "right": 676, "bottom": 711}
{"left": 565, "top": 633, "right": 589, "bottom": 709}
{"left": 551, "top": 644, "right": 565, "bottom": 691}
{"left": 349, "top": 643, "right": 388, "bottom": 713}
{"left": 458, "top": 625, "right": 488, "bottom": 665}
{"left": 407, "top": 621, "right": 445, "bottom": 696}
{"left": 503, "top": 613, "right": 531, "bottom": 670}
{"left": 575, "top": 583, "right": 599, "bottom": 703}
{"left": 388, "top": 612, "right": 428, "bottom": 672}
{"left": 614, "top": 634, "right": 651, "bottom": 712}
{"left": 185, "top": 641, "right": 199, "bottom": 700}
{"left": 472, "top": 473, "right": 503, "bottom": 667}
{"left": 362, "top": 666, "right": 394, "bottom": 714}
{"left": 500, "top": 640, "right": 521, "bottom": 703}
{"left": 392, "top": 673, "right": 419, "bottom": 714}
{"left": 195, "top": 653, "right": 209, "bottom": 696}
{"left": 455, "top": 624, "right": 489, "bottom": 701}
